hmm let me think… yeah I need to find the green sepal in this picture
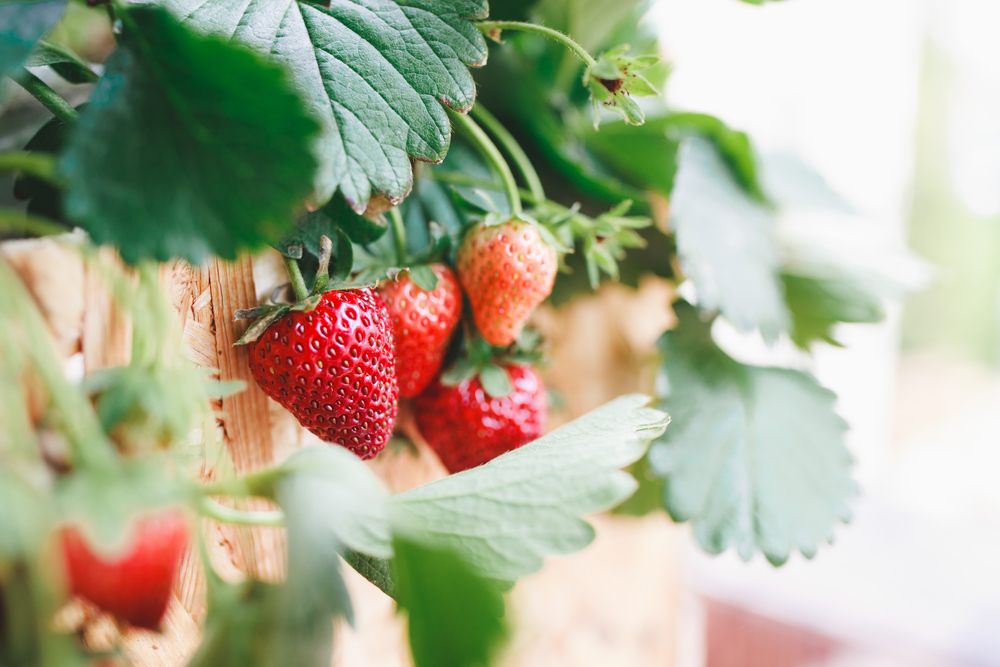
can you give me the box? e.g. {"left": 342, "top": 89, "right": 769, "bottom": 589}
{"left": 235, "top": 304, "right": 291, "bottom": 345}
{"left": 407, "top": 264, "right": 439, "bottom": 292}
{"left": 479, "top": 364, "right": 513, "bottom": 399}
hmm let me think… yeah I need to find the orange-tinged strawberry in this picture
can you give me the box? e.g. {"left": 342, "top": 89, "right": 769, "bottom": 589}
{"left": 456, "top": 219, "right": 557, "bottom": 347}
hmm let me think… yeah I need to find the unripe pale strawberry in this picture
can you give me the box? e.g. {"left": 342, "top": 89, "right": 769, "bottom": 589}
{"left": 456, "top": 220, "right": 557, "bottom": 347}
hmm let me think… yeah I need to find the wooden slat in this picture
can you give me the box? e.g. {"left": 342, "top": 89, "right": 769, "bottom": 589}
{"left": 208, "top": 256, "right": 286, "bottom": 583}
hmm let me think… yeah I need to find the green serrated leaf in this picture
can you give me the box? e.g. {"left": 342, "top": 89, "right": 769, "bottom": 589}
{"left": 23, "top": 39, "right": 97, "bottom": 83}
{"left": 478, "top": 364, "right": 512, "bottom": 399}
{"left": 161, "top": 0, "right": 488, "bottom": 208}
{"left": 783, "top": 273, "right": 886, "bottom": 349}
{"left": 342, "top": 548, "right": 395, "bottom": 599}
{"left": 323, "top": 194, "right": 388, "bottom": 246}
{"left": 388, "top": 395, "right": 668, "bottom": 582}
{"left": 60, "top": 5, "right": 318, "bottom": 263}
{"left": 407, "top": 264, "right": 439, "bottom": 292}
{"left": 669, "top": 137, "right": 789, "bottom": 341}
{"left": 0, "top": 0, "right": 66, "bottom": 75}
{"left": 394, "top": 537, "right": 507, "bottom": 667}
{"left": 650, "top": 302, "right": 856, "bottom": 565}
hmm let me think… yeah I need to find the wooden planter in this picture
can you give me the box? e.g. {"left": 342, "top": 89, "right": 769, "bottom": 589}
{"left": 2, "top": 238, "right": 683, "bottom": 667}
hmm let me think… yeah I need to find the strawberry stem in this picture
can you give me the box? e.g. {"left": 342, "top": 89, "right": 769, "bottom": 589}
{"left": 313, "top": 235, "right": 333, "bottom": 293}
{"left": 198, "top": 497, "right": 285, "bottom": 527}
{"left": 388, "top": 206, "right": 407, "bottom": 266}
{"left": 448, "top": 109, "right": 523, "bottom": 217}
{"left": 470, "top": 103, "right": 546, "bottom": 204}
{"left": 284, "top": 255, "right": 309, "bottom": 301}
{"left": 474, "top": 21, "right": 597, "bottom": 68}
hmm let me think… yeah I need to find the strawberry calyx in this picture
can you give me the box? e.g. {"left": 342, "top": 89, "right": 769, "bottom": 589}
{"left": 235, "top": 235, "right": 375, "bottom": 345}
{"left": 440, "top": 327, "right": 543, "bottom": 399}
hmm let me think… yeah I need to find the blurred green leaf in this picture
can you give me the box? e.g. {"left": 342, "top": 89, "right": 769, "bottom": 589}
{"left": 0, "top": 0, "right": 65, "bottom": 75}
{"left": 389, "top": 395, "right": 668, "bottom": 583}
{"left": 669, "top": 137, "right": 789, "bottom": 341}
{"left": 783, "top": 273, "right": 885, "bottom": 349}
{"left": 23, "top": 39, "right": 96, "bottom": 83}
{"left": 0, "top": 472, "right": 50, "bottom": 559}
{"left": 161, "top": 0, "right": 488, "bottom": 209}
{"left": 394, "top": 537, "right": 507, "bottom": 667}
{"left": 275, "top": 446, "right": 392, "bottom": 560}
{"left": 760, "top": 151, "right": 854, "bottom": 213}
{"left": 60, "top": 5, "right": 318, "bottom": 263}
{"left": 650, "top": 301, "right": 856, "bottom": 565}
{"left": 54, "top": 458, "right": 188, "bottom": 552}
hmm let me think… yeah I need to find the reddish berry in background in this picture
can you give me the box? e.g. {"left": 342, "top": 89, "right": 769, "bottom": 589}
{"left": 456, "top": 220, "right": 557, "bottom": 348}
{"left": 61, "top": 510, "right": 188, "bottom": 630}
{"left": 414, "top": 365, "right": 548, "bottom": 473}
{"left": 248, "top": 289, "right": 398, "bottom": 460}
{"left": 377, "top": 264, "right": 462, "bottom": 398}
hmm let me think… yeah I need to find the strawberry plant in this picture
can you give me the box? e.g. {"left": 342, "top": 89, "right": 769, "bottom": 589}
{"left": 0, "top": 0, "right": 905, "bottom": 664}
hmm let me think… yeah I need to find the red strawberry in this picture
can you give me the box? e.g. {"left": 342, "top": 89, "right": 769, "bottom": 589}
{"left": 456, "top": 219, "right": 557, "bottom": 347}
{"left": 376, "top": 264, "right": 462, "bottom": 398}
{"left": 414, "top": 365, "right": 548, "bottom": 473}
{"left": 248, "top": 288, "right": 398, "bottom": 460}
{"left": 61, "top": 510, "right": 188, "bottom": 630}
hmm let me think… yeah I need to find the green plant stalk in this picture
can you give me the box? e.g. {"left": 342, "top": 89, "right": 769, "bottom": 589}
{"left": 198, "top": 497, "right": 285, "bottom": 527}
{"left": 448, "top": 110, "right": 523, "bottom": 218}
{"left": 197, "top": 466, "right": 283, "bottom": 499}
{"left": 0, "top": 256, "right": 119, "bottom": 471}
{"left": 388, "top": 206, "right": 408, "bottom": 265}
{"left": 284, "top": 255, "right": 309, "bottom": 301}
{"left": 0, "top": 151, "right": 59, "bottom": 183}
{"left": 475, "top": 20, "right": 597, "bottom": 68}
{"left": 0, "top": 208, "right": 67, "bottom": 236}
{"left": 429, "top": 170, "right": 538, "bottom": 205}
{"left": 470, "top": 104, "right": 546, "bottom": 204}
{"left": 10, "top": 69, "right": 79, "bottom": 124}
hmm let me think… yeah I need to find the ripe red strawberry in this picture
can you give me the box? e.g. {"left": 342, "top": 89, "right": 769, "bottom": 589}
{"left": 414, "top": 365, "right": 548, "bottom": 473}
{"left": 248, "top": 288, "right": 398, "bottom": 460}
{"left": 456, "top": 220, "right": 557, "bottom": 347}
{"left": 61, "top": 511, "right": 188, "bottom": 630}
{"left": 376, "top": 264, "right": 462, "bottom": 398}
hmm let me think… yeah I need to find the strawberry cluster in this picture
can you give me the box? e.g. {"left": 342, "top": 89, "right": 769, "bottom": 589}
{"left": 245, "top": 217, "right": 557, "bottom": 473}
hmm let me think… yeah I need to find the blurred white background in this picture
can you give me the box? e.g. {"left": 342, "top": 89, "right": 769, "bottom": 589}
{"left": 649, "top": 1, "right": 1000, "bottom": 666}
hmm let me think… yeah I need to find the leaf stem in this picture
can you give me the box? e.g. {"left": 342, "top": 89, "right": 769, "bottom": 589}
{"left": 10, "top": 69, "right": 79, "bottom": 124}
{"left": 283, "top": 255, "right": 309, "bottom": 301}
{"left": 0, "top": 208, "right": 68, "bottom": 237}
{"left": 198, "top": 497, "right": 285, "bottom": 527}
{"left": 428, "top": 171, "right": 537, "bottom": 205}
{"left": 475, "top": 20, "right": 597, "bottom": 67}
{"left": 388, "top": 207, "right": 407, "bottom": 266}
{"left": 470, "top": 104, "right": 546, "bottom": 204}
{"left": 448, "top": 110, "right": 522, "bottom": 217}
{"left": 0, "top": 151, "right": 59, "bottom": 184}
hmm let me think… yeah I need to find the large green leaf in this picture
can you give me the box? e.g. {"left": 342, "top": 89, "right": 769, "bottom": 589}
{"left": 0, "top": 0, "right": 65, "bottom": 75}
{"left": 394, "top": 538, "right": 507, "bottom": 667}
{"left": 388, "top": 395, "right": 668, "bottom": 582}
{"left": 60, "top": 5, "right": 319, "bottom": 263}
{"left": 161, "top": 0, "right": 488, "bottom": 209}
{"left": 650, "top": 301, "right": 855, "bottom": 565}
{"left": 669, "top": 137, "right": 789, "bottom": 341}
